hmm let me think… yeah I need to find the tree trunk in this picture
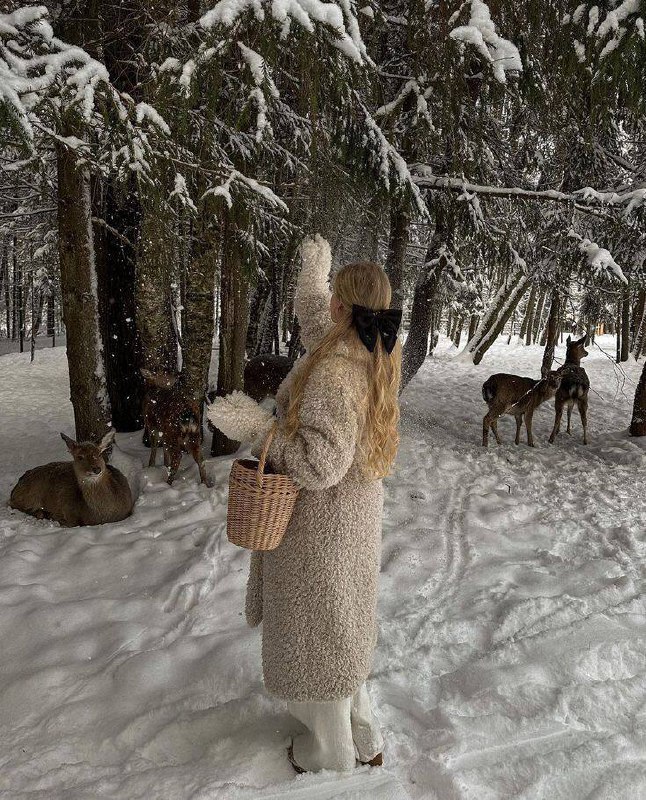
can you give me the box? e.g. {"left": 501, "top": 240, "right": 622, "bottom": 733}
{"left": 56, "top": 135, "right": 111, "bottom": 441}
{"left": 47, "top": 292, "right": 55, "bottom": 337}
{"left": 0, "top": 238, "right": 6, "bottom": 337}
{"left": 454, "top": 315, "right": 465, "bottom": 348}
{"left": 211, "top": 215, "right": 250, "bottom": 455}
{"left": 96, "top": 181, "right": 145, "bottom": 431}
{"left": 468, "top": 314, "right": 478, "bottom": 342}
{"left": 466, "top": 270, "right": 529, "bottom": 365}
{"left": 401, "top": 204, "right": 453, "bottom": 388}
{"left": 531, "top": 289, "right": 546, "bottom": 344}
{"left": 620, "top": 287, "right": 630, "bottom": 363}
{"left": 136, "top": 204, "right": 178, "bottom": 375}
{"left": 401, "top": 254, "right": 446, "bottom": 388}
{"left": 540, "top": 288, "right": 560, "bottom": 375}
{"left": 384, "top": 197, "right": 409, "bottom": 310}
{"left": 31, "top": 284, "right": 45, "bottom": 338}
{"left": 615, "top": 299, "right": 622, "bottom": 363}
{"left": 630, "top": 360, "right": 646, "bottom": 436}
{"left": 2, "top": 239, "right": 10, "bottom": 338}
{"left": 246, "top": 279, "right": 270, "bottom": 355}
{"left": 11, "top": 236, "right": 17, "bottom": 341}
{"left": 521, "top": 283, "right": 536, "bottom": 345}
{"left": 16, "top": 238, "right": 24, "bottom": 353}
{"left": 631, "top": 289, "right": 646, "bottom": 358}
{"left": 182, "top": 223, "right": 219, "bottom": 404}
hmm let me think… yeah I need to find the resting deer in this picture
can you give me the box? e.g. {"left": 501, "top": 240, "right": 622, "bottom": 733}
{"left": 141, "top": 368, "right": 212, "bottom": 486}
{"left": 9, "top": 430, "right": 133, "bottom": 527}
{"left": 548, "top": 334, "right": 590, "bottom": 445}
{"left": 482, "top": 371, "right": 562, "bottom": 447}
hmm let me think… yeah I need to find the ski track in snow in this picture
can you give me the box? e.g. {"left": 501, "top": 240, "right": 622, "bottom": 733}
{"left": 0, "top": 338, "right": 645, "bottom": 799}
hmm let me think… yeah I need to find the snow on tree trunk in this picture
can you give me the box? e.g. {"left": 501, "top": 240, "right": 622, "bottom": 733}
{"left": 620, "top": 288, "right": 630, "bottom": 363}
{"left": 531, "top": 289, "right": 547, "bottom": 344}
{"left": 465, "top": 270, "right": 530, "bottom": 365}
{"left": 56, "top": 135, "right": 111, "bottom": 442}
{"left": 520, "top": 283, "right": 536, "bottom": 344}
{"left": 630, "top": 360, "right": 646, "bottom": 437}
{"left": 540, "top": 288, "right": 560, "bottom": 375}
{"left": 631, "top": 289, "right": 646, "bottom": 358}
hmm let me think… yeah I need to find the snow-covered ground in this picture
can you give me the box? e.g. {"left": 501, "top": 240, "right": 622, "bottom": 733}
{"left": 1, "top": 335, "right": 645, "bottom": 799}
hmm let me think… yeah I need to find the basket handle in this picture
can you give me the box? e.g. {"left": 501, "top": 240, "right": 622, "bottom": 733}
{"left": 257, "top": 423, "right": 276, "bottom": 487}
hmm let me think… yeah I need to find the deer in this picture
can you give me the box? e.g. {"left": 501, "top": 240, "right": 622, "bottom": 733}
{"left": 9, "top": 430, "right": 134, "bottom": 527}
{"left": 243, "top": 354, "right": 294, "bottom": 402}
{"left": 141, "top": 368, "right": 212, "bottom": 487}
{"left": 548, "top": 334, "right": 590, "bottom": 445}
{"left": 206, "top": 354, "right": 294, "bottom": 430}
{"left": 482, "top": 371, "right": 562, "bottom": 447}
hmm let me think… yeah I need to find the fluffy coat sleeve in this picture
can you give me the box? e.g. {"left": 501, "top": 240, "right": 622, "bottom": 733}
{"left": 296, "top": 235, "right": 333, "bottom": 352}
{"left": 264, "top": 354, "right": 364, "bottom": 491}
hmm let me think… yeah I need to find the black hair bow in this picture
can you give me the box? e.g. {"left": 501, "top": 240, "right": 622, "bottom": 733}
{"left": 351, "top": 305, "right": 402, "bottom": 354}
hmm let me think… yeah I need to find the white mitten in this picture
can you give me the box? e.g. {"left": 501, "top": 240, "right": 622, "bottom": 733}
{"left": 299, "top": 233, "right": 331, "bottom": 295}
{"left": 206, "top": 391, "right": 273, "bottom": 443}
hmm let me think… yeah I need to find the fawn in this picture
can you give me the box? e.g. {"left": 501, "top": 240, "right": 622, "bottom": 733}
{"left": 9, "top": 430, "right": 133, "bottom": 527}
{"left": 548, "top": 334, "right": 590, "bottom": 445}
{"left": 141, "top": 368, "right": 212, "bottom": 486}
{"left": 243, "top": 354, "right": 294, "bottom": 402}
{"left": 482, "top": 371, "right": 562, "bottom": 447}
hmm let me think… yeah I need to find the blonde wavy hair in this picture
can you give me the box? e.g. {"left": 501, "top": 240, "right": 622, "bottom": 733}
{"left": 284, "top": 261, "right": 402, "bottom": 479}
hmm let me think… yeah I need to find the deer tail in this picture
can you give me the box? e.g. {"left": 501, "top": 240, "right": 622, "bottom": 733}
{"left": 179, "top": 410, "right": 200, "bottom": 435}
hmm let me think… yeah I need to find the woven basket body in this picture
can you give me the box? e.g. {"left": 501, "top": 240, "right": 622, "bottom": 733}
{"left": 227, "top": 427, "right": 298, "bottom": 551}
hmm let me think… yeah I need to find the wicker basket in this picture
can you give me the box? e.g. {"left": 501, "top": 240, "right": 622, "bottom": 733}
{"left": 227, "top": 425, "right": 299, "bottom": 551}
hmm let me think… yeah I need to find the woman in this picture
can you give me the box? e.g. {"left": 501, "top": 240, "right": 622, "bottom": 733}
{"left": 208, "top": 234, "right": 402, "bottom": 773}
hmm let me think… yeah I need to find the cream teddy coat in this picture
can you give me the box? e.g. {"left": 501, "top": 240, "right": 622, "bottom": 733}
{"left": 245, "top": 241, "right": 385, "bottom": 703}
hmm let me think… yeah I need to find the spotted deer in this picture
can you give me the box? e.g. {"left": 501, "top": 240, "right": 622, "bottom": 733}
{"left": 548, "top": 334, "right": 590, "bottom": 444}
{"left": 482, "top": 371, "right": 562, "bottom": 447}
{"left": 9, "top": 430, "right": 133, "bottom": 527}
{"left": 141, "top": 369, "right": 212, "bottom": 486}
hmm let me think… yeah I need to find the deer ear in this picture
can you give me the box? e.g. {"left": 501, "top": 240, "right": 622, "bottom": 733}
{"left": 61, "top": 432, "right": 78, "bottom": 452}
{"left": 566, "top": 335, "right": 571, "bottom": 345}
{"left": 578, "top": 334, "right": 587, "bottom": 345}
{"left": 98, "top": 429, "right": 116, "bottom": 453}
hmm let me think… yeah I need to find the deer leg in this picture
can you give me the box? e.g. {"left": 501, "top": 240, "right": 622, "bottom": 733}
{"left": 525, "top": 410, "right": 535, "bottom": 447}
{"left": 514, "top": 414, "right": 523, "bottom": 445}
{"left": 167, "top": 450, "right": 182, "bottom": 485}
{"left": 548, "top": 398, "right": 564, "bottom": 444}
{"left": 483, "top": 412, "right": 500, "bottom": 447}
{"left": 578, "top": 396, "right": 588, "bottom": 445}
{"left": 189, "top": 439, "right": 213, "bottom": 487}
{"left": 566, "top": 402, "right": 573, "bottom": 435}
{"left": 491, "top": 418, "right": 502, "bottom": 445}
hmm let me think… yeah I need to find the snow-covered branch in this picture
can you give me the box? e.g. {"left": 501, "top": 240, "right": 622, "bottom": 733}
{"left": 449, "top": 0, "right": 522, "bottom": 83}
{"left": 412, "top": 168, "right": 646, "bottom": 215}
{"left": 200, "top": 0, "right": 368, "bottom": 63}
